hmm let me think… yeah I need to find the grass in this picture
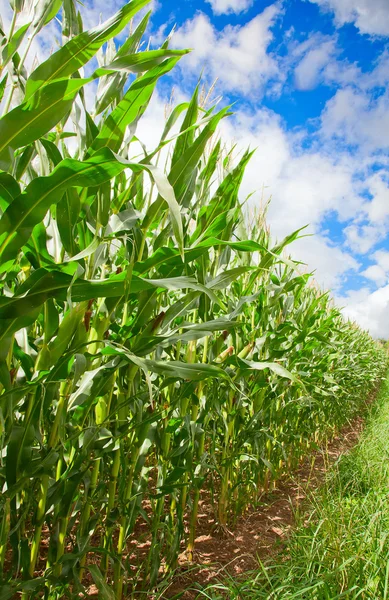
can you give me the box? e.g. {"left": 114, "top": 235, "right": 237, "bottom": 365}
{"left": 197, "top": 373, "right": 389, "bottom": 600}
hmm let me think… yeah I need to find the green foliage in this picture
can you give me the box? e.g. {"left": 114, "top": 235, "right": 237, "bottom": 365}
{"left": 0, "top": 1, "right": 386, "bottom": 598}
{"left": 200, "top": 375, "right": 389, "bottom": 600}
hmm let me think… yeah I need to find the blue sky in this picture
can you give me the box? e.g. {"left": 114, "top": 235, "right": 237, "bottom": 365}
{"left": 144, "top": 0, "right": 389, "bottom": 336}
{"left": 1, "top": 0, "right": 388, "bottom": 336}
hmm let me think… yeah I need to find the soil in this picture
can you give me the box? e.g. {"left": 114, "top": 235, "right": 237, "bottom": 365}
{"left": 160, "top": 412, "right": 367, "bottom": 599}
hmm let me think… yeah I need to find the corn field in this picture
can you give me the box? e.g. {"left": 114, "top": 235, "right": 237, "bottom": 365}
{"left": 0, "top": 1, "right": 386, "bottom": 598}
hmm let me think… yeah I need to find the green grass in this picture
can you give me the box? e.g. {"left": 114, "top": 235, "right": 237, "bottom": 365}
{"left": 197, "top": 374, "right": 389, "bottom": 600}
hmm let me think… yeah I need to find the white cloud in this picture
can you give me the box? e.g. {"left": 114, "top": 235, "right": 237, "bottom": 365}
{"left": 360, "top": 249, "right": 389, "bottom": 287}
{"left": 267, "top": 152, "right": 360, "bottom": 231}
{"left": 364, "top": 173, "right": 389, "bottom": 223}
{"left": 171, "top": 4, "right": 283, "bottom": 95}
{"left": 292, "top": 235, "right": 360, "bottom": 289}
{"left": 341, "top": 174, "right": 389, "bottom": 255}
{"left": 205, "top": 0, "right": 254, "bottom": 15}
{"left": 372, "top": 249, "right": 389, "bottom": 272}
{"left": 344, "top": 223, "right": 387, "bottom": 254}
{"left": 339, "top": 285, "right": 389, "bottom": 338}
{"left": 294, "top": 38, "right": 337, "bottom": 90}
{"left": 217, "top": 107, "right": 365, "bottom": 289}
{"left": 361, "top": 264, "right": 388, "bottom": 286}
{"left": 288, "top": 36, "right": 389, "bottom": 95}
{"left": 323, "top": 57, "right": 362, "bottom": 87}
{"left": 321, "top": 87, "right": 389, "bottom": 151}
{"left": 219, "top": 108, "right": 362, "bottom": 232}
{"left": 368, "top": 50, "right": 389, "bottom": 87}
{"left": 309, "top": 0, "right": 389, "bottom": 36}
{"left": 313, "top": 49, "right": 389, "bottom": 267}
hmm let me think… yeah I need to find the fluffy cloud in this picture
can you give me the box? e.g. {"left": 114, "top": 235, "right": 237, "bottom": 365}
{"left": 309, "top": 0, "right": 389, "bottom": 36}
{"left": 372, "top": 249, "right": 389, "bottom": 272}
{"left": 217, "top": 108, "right": 364, "bottom": 288}
{"left": 217, "top": 97, "right": 389, "bottom": 301}
{"left": 364, "top": 173, "right": 389, "bottom": 223}
{"left": 310, "top": 45, "right": 389, "bottom": 149}
{"left": 219, "top": 109, "right": 361, "bottom": 233}
{"left": 294, "top": 37, "right": 338, "bottom": 90}
{"left": 339, "top": 285, "right": 389, "bottom": 338}
{"left": 361, "top": 265, "right": 388, "bottom": 286}
{"left": 341, "top": 174, "right": 389, "bottom": 255}
{"left": 321, "top": 87, "right": 389, "bottom": 150}
{"left": 344, "top": 223, "right": 387, "bottom": 254}
{"left": 292, "top": 235, "right": 360, "bottom": 289}
{"left": 313, "top": 47, "right": 389, "bottom": 267}
{"left": 205, "top": 0, "right": 254, "bottom": 15}
{"left": 171, "top": 4, "right": 283, "bottom": 95}
{"left": 266, "top": 152, "right": 360, "bottom": 231}
{"left": 289, "top": 36, "right": 389, "bottom": 95}
{"left": 361, "top": 249, "right": 389, "bottom": 286}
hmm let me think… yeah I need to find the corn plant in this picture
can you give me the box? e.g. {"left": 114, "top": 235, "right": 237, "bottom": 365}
{"left": 0, "top": 1, "right": 387, "bottom": 598}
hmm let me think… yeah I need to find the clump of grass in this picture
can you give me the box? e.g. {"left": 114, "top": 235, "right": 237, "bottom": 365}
{"left": 198, "top": 375, "right": 389, "bottom": 600}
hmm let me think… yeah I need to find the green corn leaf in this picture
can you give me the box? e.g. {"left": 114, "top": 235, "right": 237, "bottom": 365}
{"left": 9, "top": 0, "right": 26, "bottom": 12}
{"left": 88, "top": 565, "right": 115, "bottom": 600}
{"left": 94, "top": 71, "right": 126, "bottom": 117}
{"left": 86, "top": 57, "right": 183, "bottom": 156}
{"left": 207, "top": 267, "right": 253, "bottom": 290}
{"left": 0, "top": 172, "right": 20, "bottom": 211}
{"left": 93, "top": 49, "right": 190, "bottom": 77}
{"left": 0, "top": 77, "right": 91, "bottom": 170}
{"left": 23, "top": 222, "right": 54, "bottom": 268}
{"left": 238, "top": 358, "right": 296, "bottom": 381}
{"left": 0, "top": 270, "right": 222, "bottom": 327}
{"left": 159, "top": 101, "right": 190, "bottom": 143}
{"left": 101, "top": 347, "right": 229, "bottom": 381}
{"left": 198, "top": 138, "right": 221, "bottom": 192}
{"left": 57, "top": 188, "right": 81, "bottom": 256}
{"left": 132, "top": 318, "right": 240, "bottom": 356}
{"left": 118, "top": 11, "right": 151, "bottom": 56}
{"left": 14, "top": 144, "right": 35, "bottom": 181}
{"left": 143, "top": 107, "right": 230, "bottom": 230}
{"left": 161, "top": 291, "right": 201, "bottom": 329}
{"left": 170, "top": 83, "right": 199, "bottom": 166}
{"left": 0, "top": 0, "right": 385, "bottom": 588}
{"left": 133, "top": 239, "right": 264, "bottom": 278}
{"left": 0, "top": 310, "right": 41, "bottom": 360}
{"left": 62, "top": 0, "right": 80, "bottom": 40}
{"left": 94, "top": 12, "right": 151, "bottom": 115}
{"left": 260, "top": 226, "right": 309, "bottom": 269}
{"left": 107, "top": 208, "right": 141, "bottom": 235}
{"left": 36, "top": 302, "right": 88, "bottom": 370}
{"left": 31, "top": 0, "right": 63, "bottom": 33}
{"left": 168, "top": 106, "right": 231, "bottom": 201}
{"left": 1, "top": 22, "right": 30, "bottom": 70}
{"left": 0, "top": 147, "right": 183, "bottom": 269}
{"left": 24, "top": 0, "right": 151, "bottom": 100}
{"left": 39, "top": 137, "right": 63, "bottom": 166}
{"left": 0, "top": 73, "right": 7, "bottom": 103}
{"left": 191, "top": 149, "right": 254, "bottom": 244}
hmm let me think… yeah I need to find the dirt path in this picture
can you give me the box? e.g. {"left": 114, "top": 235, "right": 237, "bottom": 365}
{"left": 161, "top": 411, "right": 368, "bottom": 599}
